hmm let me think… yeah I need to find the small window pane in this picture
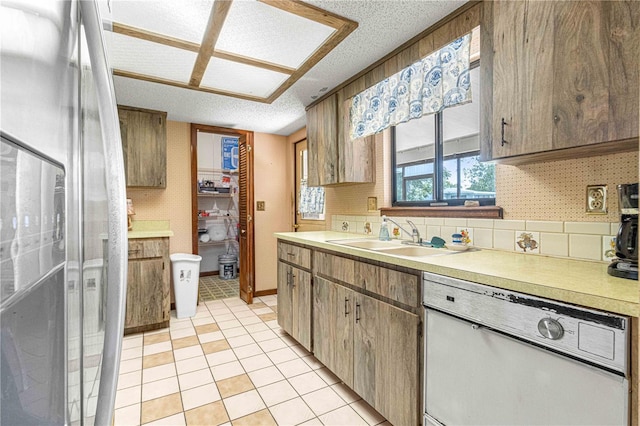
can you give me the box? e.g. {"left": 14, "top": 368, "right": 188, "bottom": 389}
{"left": 404, "top": 162, "right": 433, "bottom": 177}
{"left": 442, "top": 158, "right": 458, "bottom": 199}
{"left": 406, "top": 178, "right": 434, "bottom": 201}
{"left": 461, "top": 155, "right": 496, "bottom": 198}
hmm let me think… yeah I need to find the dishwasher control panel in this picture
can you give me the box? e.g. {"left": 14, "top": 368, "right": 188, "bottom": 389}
{"left": 423, "top": 272, "right": 628, "bottom": 375}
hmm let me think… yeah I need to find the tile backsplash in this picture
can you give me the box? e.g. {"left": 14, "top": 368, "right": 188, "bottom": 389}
{"left": 331, "top": 215, "right": 619, "bottom": 263}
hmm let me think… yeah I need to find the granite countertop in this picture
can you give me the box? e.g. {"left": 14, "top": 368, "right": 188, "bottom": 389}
{"left": 275, "top": 231, "right": 639, "bottom": 317}
{"left": 128, "top": 220, "right": 174, "bottom": 239}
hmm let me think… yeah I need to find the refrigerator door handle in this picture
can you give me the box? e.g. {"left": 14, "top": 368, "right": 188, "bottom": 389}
{"left": 80, "top": 2, "right": 128, "bottom": 425}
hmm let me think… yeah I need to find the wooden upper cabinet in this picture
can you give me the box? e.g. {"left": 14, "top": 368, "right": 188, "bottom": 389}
{"left": 483, "top": 0, "right": 639, "bottom": 164}
{"left": 118, "top": 106, "right": 167, "bottom": 188}
{"left": 306, "top": 93, "right": 375, "bottom": 186}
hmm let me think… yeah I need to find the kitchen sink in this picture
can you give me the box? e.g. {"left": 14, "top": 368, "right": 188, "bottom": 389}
{"left": 376, "top": 246, "right": 452, "bottom": 257}
{"left": 327, "top": 238, "right": 460, "bottom": 257}
{"left": 326, "top": 239, "right": 404, "bottom": 250}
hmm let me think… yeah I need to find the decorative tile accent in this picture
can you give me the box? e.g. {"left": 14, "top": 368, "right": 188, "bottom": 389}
{"left": 341, "top": 221, "right": 350, "bottom": 232}
{"left": 459, "top": 228, "right": 473, "bottom": 245}
{"left": 602, "top": 236, "right": 617, "bottom": 261}
{"left": 515, "top": 231, "right": 540, "bottom": 254}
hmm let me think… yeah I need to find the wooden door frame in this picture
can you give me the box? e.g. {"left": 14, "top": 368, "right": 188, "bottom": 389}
{"left": 190, "top": 123, "right": 255, "bottom": 297}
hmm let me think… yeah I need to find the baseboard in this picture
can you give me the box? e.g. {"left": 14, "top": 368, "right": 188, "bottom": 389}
{"left": 255, "top": 289, "right": 277, "bottom": 297}
{"left": 124, "top": 320, "right": 169, "bottom": 336}
{"left": 200, "top": 270, "right": 219, "bottom": 277}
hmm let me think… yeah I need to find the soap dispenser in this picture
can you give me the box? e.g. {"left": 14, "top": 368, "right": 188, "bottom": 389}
{"left": 379, "top": 216, "right": 391, "bottom": 241}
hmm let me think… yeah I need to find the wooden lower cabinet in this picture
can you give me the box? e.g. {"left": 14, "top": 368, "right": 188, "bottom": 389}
{"left": 313, "top": 276, "right": 420, "bottom": 426}
{"left": 277, "top": 260, "right": 312, "bottom": 351}
{"left": 125, "top": 238, "right": 170, "bottom": 334}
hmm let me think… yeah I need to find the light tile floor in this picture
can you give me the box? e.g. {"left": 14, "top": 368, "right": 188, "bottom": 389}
{"left": 115, "top": 295, "right": 390, "bottom": 426}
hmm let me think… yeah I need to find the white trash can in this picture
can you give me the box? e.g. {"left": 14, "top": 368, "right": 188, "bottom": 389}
{"left": 170, "top": 253, "right": 202, "bottom": 319}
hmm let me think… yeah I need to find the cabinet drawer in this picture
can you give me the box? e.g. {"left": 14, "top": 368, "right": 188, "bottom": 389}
{"left": 354, "top": 261, "right": 378, "bottom": 290}
{"left": 314, "top": 251, "right": 355, "bottom": 284}
{"left": 128, "top": 239, "right": 167, "bottom": 259}
{"left": 377, "top": 268, "right": 420, "bottom": 308}
{"left": 278, "top": 242, "right": 311, "bottom": 269}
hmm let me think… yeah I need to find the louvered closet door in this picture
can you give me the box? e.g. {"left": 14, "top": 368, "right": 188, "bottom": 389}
{"left": 238, "top": 134, "right": 254, "bottom": 304}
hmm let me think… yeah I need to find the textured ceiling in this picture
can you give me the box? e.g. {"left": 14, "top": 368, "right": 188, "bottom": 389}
{"left": 109, "top": 1, "right": 468, "bottom": 136}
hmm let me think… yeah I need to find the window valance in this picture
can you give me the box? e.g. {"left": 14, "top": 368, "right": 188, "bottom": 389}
{"left": 349, "top": 33, "right": 472, "bottom": 140}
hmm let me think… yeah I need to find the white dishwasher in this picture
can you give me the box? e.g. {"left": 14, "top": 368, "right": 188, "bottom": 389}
{"left": 423, "top": 272, "right": 629, "bottom": 426}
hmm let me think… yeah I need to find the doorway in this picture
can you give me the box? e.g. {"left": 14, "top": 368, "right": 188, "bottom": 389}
{"left": 294, "top": 139, "right": 326, "bottom": 232}
{"left": 191, "top": 124, "right": 255, "bottom": 304}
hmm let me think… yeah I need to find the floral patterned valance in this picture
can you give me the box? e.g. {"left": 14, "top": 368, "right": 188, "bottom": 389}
{"left": 349, "top": 33, "right": 472, "bottom": 140}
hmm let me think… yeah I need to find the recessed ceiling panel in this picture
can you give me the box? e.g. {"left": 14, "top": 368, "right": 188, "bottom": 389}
{"left": 201, "top": 57, "right": 289, "bottom": 98}
{"left": 216, "top": 1, "right": 336, "bottom": 69}
{"left": 108, "top": 33, "right": 196, "bottom": 83}
{"left": 110, "top": 0, "right": 212, "bottom": 44}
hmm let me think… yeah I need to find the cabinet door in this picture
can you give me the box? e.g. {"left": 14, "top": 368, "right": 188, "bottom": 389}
{"left": 375, "top": 302, "right": 420, "bottom": 426}
{"left": 292, "top": 268, "right": 312, "bottom": 351}
{"left": 353, "top": 292, "right": 379, "bottom": 406}
{"left": 118, "top": 107, "right": 167, "bottom": 187}
{"left": 307, "top": 95, "right": 338, "bottom": 186}
{"left": 552, "top": 1, "right": 639, "bottom": 149}
{"left": 277, "top": 261, "right": 293, "bottom": 336}
{"left": 333, "top": 283, "right": 354, "bottom": 387}
{"left": 491, "top": 0, "right": 554, "bottom": 159}
{"left": 126, "top": 257, "right": 166, "bottom": 328}
{"left": 313, "top": 277, "right": 354, "bottom": 384}
{"left": 313, "top": 277, "right": 334, "bottom": 370}
{"left": 338, "top": 96, "right": 375, "bottom": 184}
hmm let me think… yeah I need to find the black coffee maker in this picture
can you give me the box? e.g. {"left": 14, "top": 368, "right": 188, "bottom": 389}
{"left": 608, "top": 183, "right": 638, "bottom": 280}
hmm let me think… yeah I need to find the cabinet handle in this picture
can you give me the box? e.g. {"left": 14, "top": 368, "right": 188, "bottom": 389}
{"left": 128, "top": 249, "right": 140, "bottom": 256}
{"left": 500, "top": 118, "right": 509, "bottom": 147}
{"left": 344, "top": 297, "right": 349, "bottom": 316}
{"left": 355, "top": 303, "right": 361, "bottom": 323}
{"left": 291, "top": 273, "right": 296, "bottom": 287}
{"left": 287, "top": 252, "right": 295, "bottom": 257}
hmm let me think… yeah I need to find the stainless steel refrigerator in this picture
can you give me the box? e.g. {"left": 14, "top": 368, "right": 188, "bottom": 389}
{"left": 1, "top": 1, "right": 128, "bottom": 424}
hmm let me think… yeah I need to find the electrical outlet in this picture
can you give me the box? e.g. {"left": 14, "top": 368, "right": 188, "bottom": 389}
{"left": 586, "top": 185, "right": 607, "bottom": 214}
{"left": 256, "top": 201, "right": 265, "bottom": 211}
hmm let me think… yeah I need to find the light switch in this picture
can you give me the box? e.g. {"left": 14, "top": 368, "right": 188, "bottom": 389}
{"left": 256, "top": 201, "right": 265, "bottom": 211}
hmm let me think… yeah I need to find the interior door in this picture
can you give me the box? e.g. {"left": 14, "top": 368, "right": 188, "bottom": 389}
{"left": 295, "top": 139, "right": 326, "bottom": 232}
{"left": 238, "top": 134, "right": 254, "bottom": 304}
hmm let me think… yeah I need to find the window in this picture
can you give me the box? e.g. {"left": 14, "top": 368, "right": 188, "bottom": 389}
{"left": 392, "top": 64, "right": 495, "bottom": 206}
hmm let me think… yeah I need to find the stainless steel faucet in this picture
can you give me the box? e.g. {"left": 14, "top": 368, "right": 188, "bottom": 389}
{"left": 382, "top": 216, "right": 422, "bottom": 244}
